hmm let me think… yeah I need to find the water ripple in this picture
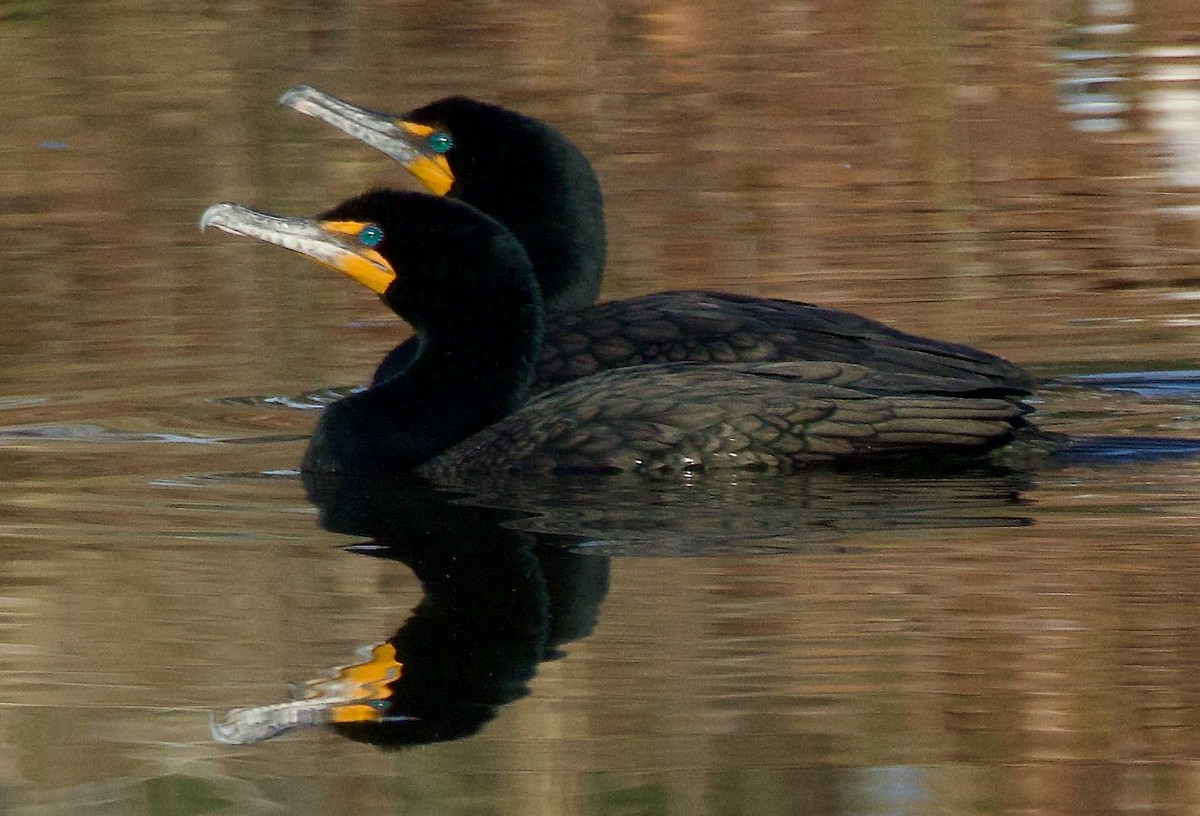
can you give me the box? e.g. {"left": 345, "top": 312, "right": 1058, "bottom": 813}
{"left": 219, "top": 386, "right": 363, "bottom": 411}
{"left": 0, "top": 423, "right": 306, "bottom": 445}
{"left": 1059, "top": 369, "right": 1200, "bottom": 398}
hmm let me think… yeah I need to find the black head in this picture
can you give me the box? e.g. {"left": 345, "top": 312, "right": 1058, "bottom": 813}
{"left": 398, "top": 97, "right": 606, "bottom": 312}
{"left": 400, "top": 97, "right": 585, "bottom": 192}
{"left": 317, "top": 189, "right": 542, "bottom": 336}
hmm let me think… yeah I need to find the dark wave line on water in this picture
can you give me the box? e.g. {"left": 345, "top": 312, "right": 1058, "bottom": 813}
{"left": 1056, "top": 369, "right": 1200, "bottom": 399}
{"left": 1051, "top": 434, "right": 1200, "bottom": 464}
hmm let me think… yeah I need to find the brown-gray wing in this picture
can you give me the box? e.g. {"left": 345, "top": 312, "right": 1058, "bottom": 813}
{"left": 533, "top": 291, "right": 1032, "bottom": 394}
{"left": 419, "top": 360, "right": 1030, "bottom": 483}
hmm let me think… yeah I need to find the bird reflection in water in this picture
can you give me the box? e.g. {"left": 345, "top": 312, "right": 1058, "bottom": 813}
{"left": 211, "top": 474, "right": 609, "bottom": 747}
{"left": 210, "top": 464, "right": 1037, "bottom": 747}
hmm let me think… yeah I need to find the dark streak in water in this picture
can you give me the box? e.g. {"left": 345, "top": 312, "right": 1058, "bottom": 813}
{"left": 1058, "top": 369, "right": 1200, "bottom": 399}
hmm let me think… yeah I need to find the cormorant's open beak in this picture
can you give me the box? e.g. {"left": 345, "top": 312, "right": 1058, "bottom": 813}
{"left": 199, "top": 202, "right": 396, "bottom": 295}
{"left": 279, "top": 85, "right": 455, "bottom": 197}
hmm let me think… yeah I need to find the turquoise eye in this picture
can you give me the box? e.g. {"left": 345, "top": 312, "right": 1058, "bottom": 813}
{"left": 428, "top": 131, "right": 453, "bottom": 154}
{"left": 358, "top": 225, "right": 383, "bottom": 247}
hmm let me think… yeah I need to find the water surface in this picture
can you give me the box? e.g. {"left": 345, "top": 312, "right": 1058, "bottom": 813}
{"left": 2, "top": 2, "right": 1200, "bottom": 814}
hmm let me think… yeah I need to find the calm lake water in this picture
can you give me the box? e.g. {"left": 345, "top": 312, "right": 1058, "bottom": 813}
{"left": 3, "top": 1, "right": 1200, "bottom": 814}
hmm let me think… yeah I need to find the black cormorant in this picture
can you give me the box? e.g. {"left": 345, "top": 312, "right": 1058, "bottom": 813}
{"left": 279, "top": 87, "right": 1032, "bottom": 394}
{"left": 200, "top": 189, "right": 1029, "bottom": 480}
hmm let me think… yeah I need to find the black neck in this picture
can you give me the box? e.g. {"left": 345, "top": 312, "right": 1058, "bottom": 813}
{"left": 304, "top": 280, "right": 543, "bottom": 474}
{"left": 397, "top": 307, "right": 540, "bottom": 424}
{"left": 459, "top": 162, "right": 604, "bottom": 313}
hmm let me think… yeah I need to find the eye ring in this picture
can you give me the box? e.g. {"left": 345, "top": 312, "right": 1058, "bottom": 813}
{"left": 358, "top": 225, "right": 384, "bottom": 247}
{"left": 428, "top": 131, "right": 454, "bottom": 154}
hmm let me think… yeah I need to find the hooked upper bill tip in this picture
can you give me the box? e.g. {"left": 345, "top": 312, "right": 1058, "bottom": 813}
{"left": 199, "top": 202, "right": 230, "bottom": 233}
{"left": 198, "top": 202, "right": 248, "bottom": 234}
{"left": 278, "top": 84, "right": 316, "bottom": 106}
